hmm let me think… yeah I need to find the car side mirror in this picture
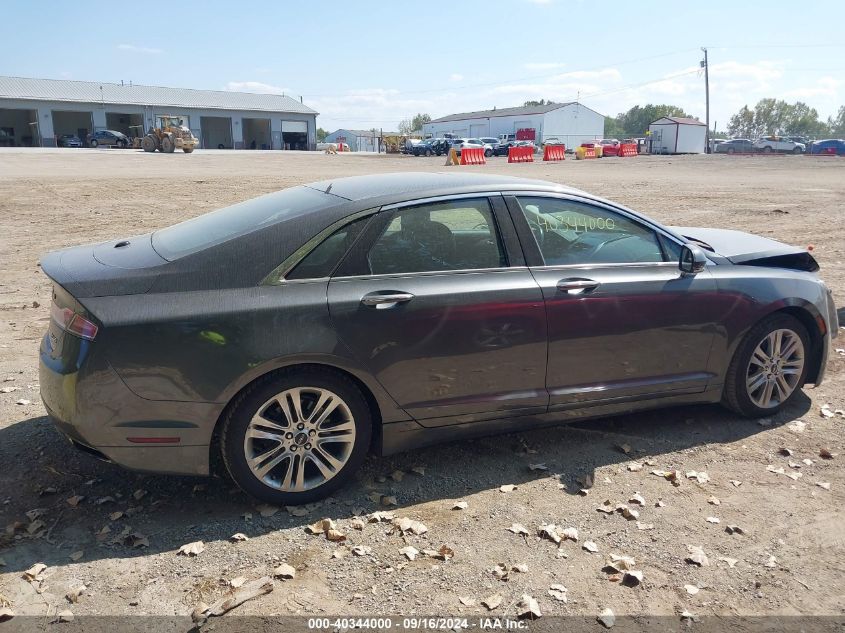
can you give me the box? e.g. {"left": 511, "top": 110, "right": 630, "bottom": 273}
{"left": 679, "top": 244, "right": 707, "bottom": 274}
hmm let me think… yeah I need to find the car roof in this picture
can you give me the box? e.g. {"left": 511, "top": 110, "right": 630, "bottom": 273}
{"left": 305, "top": 172, "right": 582, "bottom": 202}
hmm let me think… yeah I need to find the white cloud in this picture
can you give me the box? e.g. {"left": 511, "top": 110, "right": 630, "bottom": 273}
{"left": 309, "top": 59, "right": 840, "bottom": 135}
{"left": 117, "top": 44, "right": 162, "bottom": 54}
{"left": 449, "top": 73, "right": 464, "bottom": 82}
{"left": 224, "top": 81, "right": 290, "bottom": 95}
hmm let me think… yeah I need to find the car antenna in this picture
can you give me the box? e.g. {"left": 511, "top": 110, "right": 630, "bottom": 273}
{"left": 325, "top": 183, "right": 333, "bottom": 194}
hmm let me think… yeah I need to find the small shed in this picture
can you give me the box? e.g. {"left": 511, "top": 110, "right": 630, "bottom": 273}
{"left": 648, "top": 117, "right": 706, "bottom": 154}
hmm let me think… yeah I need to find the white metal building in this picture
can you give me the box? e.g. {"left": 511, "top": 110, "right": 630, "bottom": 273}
{"left": 422, "top": 102, "right": 604, "bottom": 148}
{"left": 324, "top": 129, "right": 382, "bottom": 152}
{"left": 0, "top": 76, "right": 318, "bottom": 150}
{"left": 648, "top": 116, "right": 706, "bottom": 154}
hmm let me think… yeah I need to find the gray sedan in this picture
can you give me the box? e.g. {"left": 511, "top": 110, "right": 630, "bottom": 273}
{"left": 39, "top": 173, "right": 838, "bottom": 504}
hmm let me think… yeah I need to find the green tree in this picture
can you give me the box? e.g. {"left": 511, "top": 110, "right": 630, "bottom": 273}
{"left": 316, "top": 127, "right": 329, "bottom": 142}
{"left": 828, "top": 106, "right": 845, "bottom": 136}
{"left": 410, "top": 113, "right": 431, "bottom": 132}
{"left": 613, "top": 104, "right": 694, "bottom": 137}
{"left": 524, "top": 99, "right": 552, "bottom": 107}
{"left": 728, "top": 99, "right": 829, "bottom": 138}
{"left": 603, "top": 116, "right": 625, "bottom": 139}
{"left": 727, "top": 105, "right": 757, "bottom": 138}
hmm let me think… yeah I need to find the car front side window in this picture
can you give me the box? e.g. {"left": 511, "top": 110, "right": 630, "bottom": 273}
{"left": 366, "top": 198, "right": 507, "bottom": 275}
{"left": 515, "top": 196, "right": 667, "bottom": 266}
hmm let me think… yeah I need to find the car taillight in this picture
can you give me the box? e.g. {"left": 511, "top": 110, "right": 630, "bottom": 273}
{"left": 51, "top": 301, "right": 98, "bottom": 340}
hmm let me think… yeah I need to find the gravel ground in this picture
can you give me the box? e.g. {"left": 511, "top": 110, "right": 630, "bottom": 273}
{"left": 0, "top": 148, "right": 843, "bottom": 625}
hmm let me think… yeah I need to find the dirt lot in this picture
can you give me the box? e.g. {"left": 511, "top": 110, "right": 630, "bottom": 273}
{"left": 0, "top": 149, "right": 843, "bottom": 627}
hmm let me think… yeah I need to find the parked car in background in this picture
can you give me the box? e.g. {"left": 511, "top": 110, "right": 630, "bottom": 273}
{"left": 753, "top": 136, "right": 805, "bottom": 154}
{"left": 449, "top": 138, "right": 484, "bottom": 156}
{"left": 479, "top": 137, "right": 498, "bottom": 157}
{"left": 599, "top": 139, "right": 621, "bottom": 156}
{"left": 494, "top": 140, "right": 535, "bottom": 156}
{"left": 808, "top": 139, "right": 845, "bottom": 155}
{"left": 402, "top": 139, "right": 422, "bottom": 154}
{"left": 58, "top": 134, "right": 83, "bottom": 148}
{"left": 87, "top": 130, "right": 130, "bottom": 148}
{"left": 786, "top": 135, "right": 810, "bottom": 147}
{"left": 411, "top": 139, "right": 433, "bottom": 156}
{"left": 715, "top": 138, "right": 755, "bottom": 154}
{"left": 39, "top": 172, "right": 838, "bottom": 504}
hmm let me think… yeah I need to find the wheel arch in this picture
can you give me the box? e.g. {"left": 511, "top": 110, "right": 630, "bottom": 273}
{"left": 727, "top": 301, "right": 826, "bottom": 386}
{"left": 209, "top": 360, "right": 404, "bottom": 475}
{"left": 776, "top": 305, "right": 825, "bottom": 384}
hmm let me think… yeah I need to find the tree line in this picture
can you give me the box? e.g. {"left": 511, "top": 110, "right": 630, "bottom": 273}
{"left": 603, "top": 101, "right": 845, "bottom": 139}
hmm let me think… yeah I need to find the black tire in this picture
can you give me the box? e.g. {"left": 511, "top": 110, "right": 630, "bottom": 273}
{"left": 89, "top": 139, "right": 98, "bottom": 148}
{"left": 722, "top": 313, "right": 810, "bottom": 418}
{"left": 141, "top": 135, "right": 157, "bottom": 153}
{"left": 484, "top": 148, "right": 493, "bottom": 157}
{"left": 218, "top": 143, "right": 225, "bottom": 149}
{"left": 161, "top": 135, "right": 175, "bottom": 153}
{"left": 221, "top": 367, "right": 373, "bottom": 504}
{"left": 117, "top": 139, "right": 126, "bottom": 149}
{"left": 425, "top": 149, "right": 432, "bottom": 157}
{"left": 762, "top": 146, "right": 772, "bottom": 153}
{"left": 792, "top": 146, "right": 802, "bottom": 154}
{"left": 727, "top": 147, "right": 735, "bottom": 154}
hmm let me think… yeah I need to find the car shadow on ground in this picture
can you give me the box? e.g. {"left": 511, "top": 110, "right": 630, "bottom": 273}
{"left": 0, "top": 393, "right": 810, "bottom": 573}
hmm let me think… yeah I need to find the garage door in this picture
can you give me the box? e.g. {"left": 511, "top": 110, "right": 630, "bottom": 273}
{"left": 469, "top": 124, "right": 485, "bottom": 137}
{"left": 281, "top": 120, "right": 307, "bottom": 133}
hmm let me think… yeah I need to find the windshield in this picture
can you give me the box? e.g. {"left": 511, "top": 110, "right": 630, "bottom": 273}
{"left": 152, "top": 186, "right": 337, "bottom": 260}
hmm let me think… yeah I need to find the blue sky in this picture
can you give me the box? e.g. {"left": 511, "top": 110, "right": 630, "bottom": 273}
{"left": 2, "top": 0, "right": 844, "bottom": 131}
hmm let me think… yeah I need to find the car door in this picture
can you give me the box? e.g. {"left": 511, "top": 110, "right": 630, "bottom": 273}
{"left": 505, "top": 193, "right": 720, "bottom": 410}
{"left": 328, "top": 194, "right": 548, "bottom": 427}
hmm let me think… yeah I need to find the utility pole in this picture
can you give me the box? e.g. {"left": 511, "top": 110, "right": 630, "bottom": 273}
{"left": 701, "top": 47, "right": 710, "bottom": 153}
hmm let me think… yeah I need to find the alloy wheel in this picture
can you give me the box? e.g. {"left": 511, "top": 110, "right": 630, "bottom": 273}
{"left": 745, "top": 328, "right": 804, "bottom": 408}
{"left": 243, "top": 387, "right": 356, "bottom": 492}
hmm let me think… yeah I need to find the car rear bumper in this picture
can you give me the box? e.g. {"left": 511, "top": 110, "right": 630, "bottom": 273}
{"left": 39, "top": 331, "right": 220, "bottom": 476}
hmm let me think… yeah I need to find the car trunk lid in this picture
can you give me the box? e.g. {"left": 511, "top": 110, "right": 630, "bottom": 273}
{"left": 40, "top": 233, "right": 166, "bottom": 298}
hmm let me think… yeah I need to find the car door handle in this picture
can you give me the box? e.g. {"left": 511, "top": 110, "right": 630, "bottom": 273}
{"left": 556, "top": 278, "right": 600, "bottom": 294}
{"left": 361, "top": 292, "right": 415, "bottom": 308}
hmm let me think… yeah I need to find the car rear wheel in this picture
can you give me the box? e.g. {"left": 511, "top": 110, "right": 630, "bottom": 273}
{"left": 722, "top": 313, "right": 809, "bottom": 418}
{"left": 221, "top": 368, "right": 372, "bottom": 504}
{"left": 792, "top": 146, "right": 802, "bottom": 154}
{"left": 762, "top": 146, "right": 773, "bottom": 153}
{"left": 727, "top": 147, "right": 735, "bottom": 154}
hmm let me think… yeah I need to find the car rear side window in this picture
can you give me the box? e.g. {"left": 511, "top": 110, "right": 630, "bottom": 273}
{"left": 365, "top": 198, "right": 507, "bottom": 275}
{"left": 516, "top": 196, "right": 666, "bottom": 266}
{"left": 152, "top": 186, "right": 338, "bottom": 261}
{"left": 286, "top": 215, "right": 372, "bottom": 280}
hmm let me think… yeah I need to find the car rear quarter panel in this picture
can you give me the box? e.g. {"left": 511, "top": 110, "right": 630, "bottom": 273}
{"left": 83, "top": 281, "right": 408, "bottom": 423}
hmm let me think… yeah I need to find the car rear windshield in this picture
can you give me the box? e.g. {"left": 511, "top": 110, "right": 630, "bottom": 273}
{"left": 152, "top": 186, "right": 337, "bottom": 260}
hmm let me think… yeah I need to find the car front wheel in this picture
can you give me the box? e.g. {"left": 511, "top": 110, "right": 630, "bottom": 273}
{"left": 90, "top": 139, "right": 98, "bottom": 148}
{"left": 221, "top": 368, "right": 372, "bottom": 504}
{"left": 722, "top": 313, "right": 809, "bottom": 418}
